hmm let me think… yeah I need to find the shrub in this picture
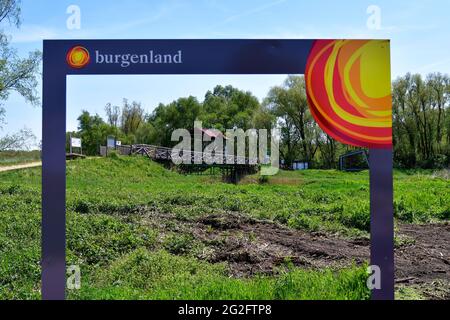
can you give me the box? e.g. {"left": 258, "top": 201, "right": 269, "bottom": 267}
{"left": 106, "top": 150, "right": 119, "bottom": 159}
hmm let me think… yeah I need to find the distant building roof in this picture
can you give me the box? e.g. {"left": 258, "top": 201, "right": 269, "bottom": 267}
{"left": 194, "top": 128, "right": 228, "bottom": 139}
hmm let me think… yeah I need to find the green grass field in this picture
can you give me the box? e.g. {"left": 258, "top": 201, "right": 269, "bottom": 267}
{"left": 0, "top": 156, "right": 448, "bottom": 299}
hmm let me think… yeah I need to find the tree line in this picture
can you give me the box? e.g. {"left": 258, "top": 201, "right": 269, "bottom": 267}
{"left": 393, "top": 73, "right": 449, "bottom": 168}
{"left": 69, "top": 73, "right": 449, "bottom": 169}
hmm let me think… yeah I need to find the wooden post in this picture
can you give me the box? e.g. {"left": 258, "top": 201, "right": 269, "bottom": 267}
{"left": 69, "top": 133, "right": 72, "bottom": 154}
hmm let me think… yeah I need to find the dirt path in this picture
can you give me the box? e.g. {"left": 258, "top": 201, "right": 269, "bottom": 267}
{"left": 0, "top": 161, "right": 42, "bottom": 172}
{"left": 140, "top": 211, "right": 449, "bottom": 299}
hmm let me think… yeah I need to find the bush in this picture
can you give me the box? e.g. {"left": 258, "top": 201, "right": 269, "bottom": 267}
{"left": 106, "top": 150, "right": 119, "bottom": 159}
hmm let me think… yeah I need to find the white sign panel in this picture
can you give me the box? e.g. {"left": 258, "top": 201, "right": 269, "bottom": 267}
{"left": 107, "top": 137, "right": 115, "bottom": 148}
{"left": 71, "top": 137, "right": 81, "bottom": 148}
{"left": 116, "top": 141, "right": 122, "bottom": 146}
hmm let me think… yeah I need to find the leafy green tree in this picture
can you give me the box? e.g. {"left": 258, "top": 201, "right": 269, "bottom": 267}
{"left": 427, "top": 73, "right": 449, "bottom": 153}
{"left": 77, "top": 111, "right": 116, "bottom": 155}
{"left": 265, "top": 76, "right": 320, "bottom": 167}
{"left": 135, "top": 122, "right": 157, "bottom": 145}
{"left": 0, "top": 0, "right": 41, "bottom": 112}
{"left": 201, "top": 85, "right": 260, "bottom": 131}
{"left": 316, "top": 134, "right": 340, "bottom": 169}
{"left": 0, "top": 127, "right": 35, "bottom": 151}
{"left": 149, "top": 96, "right": 202, "bottom": 146}
{"left": 252, "top": 105, "right": 276, "bottom": 131}
{"left": 392, "top": 73, "right": 449, "bottom": 168}
{"left": 121, "top": 99, "right": 145, "bottom": 135}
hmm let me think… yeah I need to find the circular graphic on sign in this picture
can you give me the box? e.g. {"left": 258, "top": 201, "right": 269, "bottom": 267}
{"left": 66, "top": 46, "right": 90, "bottom": 69}
{"left": 305, "top": 40, "right": 392, "bottom": 149}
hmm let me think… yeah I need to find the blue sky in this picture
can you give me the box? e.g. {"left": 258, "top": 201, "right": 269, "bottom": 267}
{"left": 2, "top": 0, "right": 449, "bottom": 142}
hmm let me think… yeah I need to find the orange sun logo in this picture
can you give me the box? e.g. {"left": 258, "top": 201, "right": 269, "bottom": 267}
{"left": 66, "top": 46, "right": 90, "bottom": 69}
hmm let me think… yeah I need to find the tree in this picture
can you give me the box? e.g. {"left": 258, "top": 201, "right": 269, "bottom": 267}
{"left": 0, "top": 1, "right": 41, "bottom": 147}
{"left": 252, "top": 104, "right": 276, "bottom": 131}
{"left": 120, "top": 99, "right": 145, "bottom": 135}
{"left": 0, "top": 106, "right": 4, "bottom": 128}
{"left": 392, "top": 74, "right": 416, "bottom": 167}
{"left": 77, "top": 111, "right": 116, "bottom": 155}
{"left": 0, "top": 0, "right": 20, "bottom": 26}
{"left": 427, "top": 73, "right": 449, "bottom": 153}
{"left": 104, "top": 103, "right": 120, "bottom": 128}
{"left": 149, "top": 96, "right": 202, "bottom": 147}
{"left": 265, "top": 75, "right": 320, "bottom": 167}
{"left": 392, "top": 73, "right": 449, "bottom": 168}
{"left": 0, "top": 0, "right": 41, "bottom": 108}
{"left": 135, "top": 122, "right": 157, "bottom": 144}
{"left": 0, "top": 127, "right": 36, "bottom": 151}
{"left": 202, "top": 85, "right": 260, "bottom": 131}
{"left": 317, "top": 134, "right": 339, "bottom": 169}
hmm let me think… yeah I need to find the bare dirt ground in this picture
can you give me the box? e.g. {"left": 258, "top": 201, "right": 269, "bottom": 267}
{"left": 0, "top": 161, "right": 41, "bottom": 172}
{"left": 139, "top": 210, "right": 449, "bottom": 299}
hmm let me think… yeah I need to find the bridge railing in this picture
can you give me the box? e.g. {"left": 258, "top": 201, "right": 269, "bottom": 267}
{"left": 131, "top": 144, "right": 259, "bottom": 165}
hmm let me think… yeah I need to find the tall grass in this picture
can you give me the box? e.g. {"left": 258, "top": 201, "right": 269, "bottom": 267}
{"left": 0, "top": 150, "right": 41, "bottom": 166}
{"left": 70, "top": 248, "right": 369, "bottom": 300}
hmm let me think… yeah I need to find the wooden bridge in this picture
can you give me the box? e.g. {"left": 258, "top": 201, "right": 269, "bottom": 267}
{"left": 101, "top": 144, "right": 259, "bottom": 183}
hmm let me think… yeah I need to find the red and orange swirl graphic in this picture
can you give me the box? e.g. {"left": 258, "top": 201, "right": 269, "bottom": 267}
{"left": 305, "top": 40, "right": 392, "bottom": 148}
{"left": 66, "top": 46, "right": 90, "bottom": 69}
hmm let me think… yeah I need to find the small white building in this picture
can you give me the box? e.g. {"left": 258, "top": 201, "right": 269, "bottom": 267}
{"left": 292, "top": 161, "right": 309, "bottom": 170}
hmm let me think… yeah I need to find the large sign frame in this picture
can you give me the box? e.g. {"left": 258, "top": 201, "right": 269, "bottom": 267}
{"left": 42, "top": 39, "right": 393, "bottom": 300}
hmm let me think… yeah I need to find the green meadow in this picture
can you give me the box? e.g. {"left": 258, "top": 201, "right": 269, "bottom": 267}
{"left": 0, "top": 156, "right": 448, "bottom": 299}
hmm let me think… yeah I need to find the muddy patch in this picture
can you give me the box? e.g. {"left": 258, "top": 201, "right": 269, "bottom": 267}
{"left": 197, "top": 214, "right": 369, "bottom": 276}
{"left": 136, "top": 209, "right": 449, "bottom": 298}
{"left": 395, "top": 223, "right": 449, "bottom": 285}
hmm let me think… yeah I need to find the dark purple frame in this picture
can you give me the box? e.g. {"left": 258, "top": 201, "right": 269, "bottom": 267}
{"left": 42, "top": 39, "right": 394, "bottom": 300}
